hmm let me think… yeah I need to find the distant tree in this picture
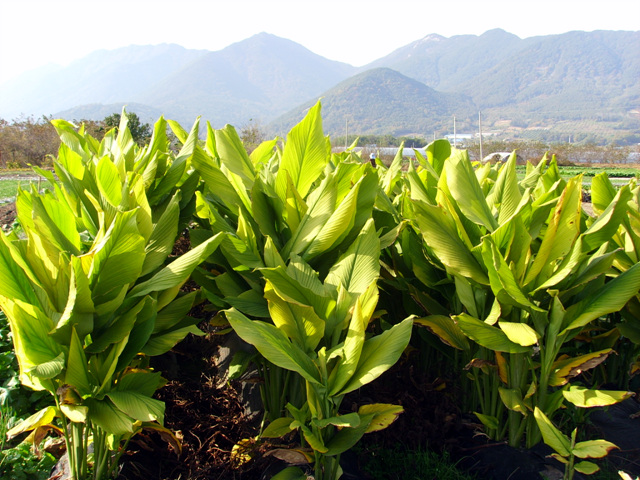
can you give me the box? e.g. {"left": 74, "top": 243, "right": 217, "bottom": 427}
{"left": 103, "top": 112, "right": 151, "bottom": 145}
{"left": 75, "top": 119, "right": 107, "bottom": 141}
{"left": 239, "top": 118, "right": 266, "bottom": 153}
{"left": 0, "top": 116, "right": 60, "bottom": 168}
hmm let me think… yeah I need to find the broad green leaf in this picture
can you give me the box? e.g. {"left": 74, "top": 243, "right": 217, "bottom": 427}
{"left": 486, "top": 151, "right": 522, "bottom": 224}
{"left": 339, "top": 316, "right": 413, "bottom": 394}
{"left": 30, "top": 351, "right": 65, "bottom": 380}
{"left": 574, "top": 461, "right": 600, "bottom": 475}
{"left": 96, "top": 156, "right": 123, "bottom": 207}
{"left": 265, "top": 282, "right": 324, "bottom": 352}
{"left": 65, "top": 328, "right": 92, "bottom": 395}
{"left": 581, "top": 186, "right": 632, "bottom": 252}
{"left": 413, "top": 201, "right": 489, "bottom": 285}
{"left": 129, "top": 233, "right": 223, "bottom": 297}
{"left": 562, "top": 386, "right": 633, "bottom": 408}
{"left": 90, "top": 209, "right": 145, "bottom": 301}
{"left": 0, "top": 233, "right": 39, "bottom": 305}
{"left": 302, "top": 173, "right": 363, "bottom": 260}
{"left": 264, "top": 236, "right": 286, "bottom": 269}
{"left": 270, "top": 467, "right": 307, "bottom": 480}
{"left": 444, "top": 149, "right": 498, "bottom": 231}
{"left": 154, "top": 290, "right": 198, "bottom": 332}
{"left": 116, "top": 371, "right": 163, "bottom": 397}
{"left": 250, "top": 138, "right": 278, "bottom": 168}
{"left": 50, "top": 259, "right": 95, "bottom": 343}
{"left": 192, "top": 146, "right": 245, "bottom": 214}
{"left": 474, "top": 412, "right": 499, "bottom": 431}
{"left": 90, "top": 336, "right": 128, "bottom": 392}
{"left": 590, "top": 173, "right": 617, "bottom": 215}
{"left": 276, "top": 101, "right": 328, "bottom": 201}
{"left": 3, "top": 300, "right": 61, "bottom": 389}
{"left": 455, "top": 313, "right": 531, "bottom": 353}
{"left": 498, "top": 322, "right": 539, "bottom": 347}
{"left": 406, "top": 160, "right": 435, "bottom": 204}
{"left": 325, "top": 218, "right": 380, "bottom": 296}
{"left": 226, "top": 308, "right": 321, "bottom": 385}
{"left": 498, "top": 388, "right": 527, "bottom": 415}
{"left": 107, "top": 390, "right": 165, "bottom": 424}
{"left": 86, "top": 297, "right": 147, "bottom": 353}
{"left": 312, "top": 412, "right": 361, "bottom": 429}
{"left": 261, "top": 417, "right": 294, "bottom": 438}
{"left": 142, "top": 323, "right": 204, "bottom": 356}
{"left": 323, "top": 414, "right": 373, "bottom": 456}
{"left": 291, "top": 421, "right": 327, "bottom": 453}
{"left": 86, "top": 398, "right": 134, "bottom": 435}
{"left": 525, "top": 177, "right": 581, "bottom": 288}
{"left": 382, "top": 143, "right": 403, "bottom": 195}
{"left": 482, "top": 238, "right": 544, "bottom": 312}
{"left": 425, "top": 139, "right": 450, "bottom": 175}
{"left": 358, "top": 404, "right": 404, "bottom": 433}
{"left": 533, "top": 407, "right": 571, "bottom": 457}
{"left": 328, "top": 295, "right": 367, "bottom": 396}
{"left": 561, "top": 262, "right": 640, "bottom": 333}
{"left": 32, "top": 192, "right": 83, "bottom": 256}
{"left": 216, "top": 124, "right": 256, "bottom": 188}
{"left": 222, "top": 233, "right": 264, "bottom": 271}
{"left": 225, "top": 289, "right": 270, "bottom": 318}
{"left": 251, "top": 179, "right": 281, "bottom": 244}
{"left": 261, "top": 262, "right": 332, "bottom": 321}
{"left": 141, "top": 191, "right": 181, "bottom": 276}
{"left": 194, "top": 192, "right": 236, "bottom": 235}
{"left": 414, "top": 315, "right": 470, "bottom": 351}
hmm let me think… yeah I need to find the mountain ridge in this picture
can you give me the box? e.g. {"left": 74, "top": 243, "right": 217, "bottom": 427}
{"left": 1, "top": 29, "right": 637, "bottom": 142}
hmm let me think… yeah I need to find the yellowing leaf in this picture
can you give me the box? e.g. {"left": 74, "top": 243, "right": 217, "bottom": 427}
{"left": 358, "top": 404, "right": 404, "bottom": 433}
{"left": 60, "top": 404, "right": 89, "bottom": 423}
{"left": 549, "top": 350, "right": 612, "bottom": 387}
{"left": 563, "top": 386, "right": 633, "bottom": 408}
{"left": 231, "top": 437, "right": 256, "bottom": 466}
{"left": 7, "top": 406, "right": 57, "bottom": 439}
{"left": 573, "top": 440, "right": 619, "bottom": 459}
{"left": 498, "top": 322, "right": 538, "bottom": 347}
{"left": 414, "top": 315, "right": 470, "bottom": 351}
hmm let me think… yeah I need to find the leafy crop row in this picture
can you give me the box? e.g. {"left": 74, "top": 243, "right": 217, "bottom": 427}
{"left": 1, "top": 103, "right": 639, "bottom": 480}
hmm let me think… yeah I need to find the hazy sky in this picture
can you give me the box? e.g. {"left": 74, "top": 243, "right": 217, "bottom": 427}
{"left": 1, "top": 0, "right": 638, "bottom": 84}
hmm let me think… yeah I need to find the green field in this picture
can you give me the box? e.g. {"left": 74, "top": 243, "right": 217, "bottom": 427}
{"left": 0, "top": 171, "right": 52, "bottom": 200}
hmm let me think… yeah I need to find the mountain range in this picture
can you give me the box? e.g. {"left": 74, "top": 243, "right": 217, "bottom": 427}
{"left": 1, "top": 29, "right": 638, "bottom": 142}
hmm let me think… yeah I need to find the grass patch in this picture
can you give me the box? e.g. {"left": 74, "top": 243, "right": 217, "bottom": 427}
{"left": 359, "top": 445, "right": 478, "bottom": 480}
{"left": 0, "top": 179, "right": 52, "bottom": 200}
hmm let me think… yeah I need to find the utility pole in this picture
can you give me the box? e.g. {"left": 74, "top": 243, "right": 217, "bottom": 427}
{"left": 453, "top": 115, "right": 457, "bottom": 147}
{"left": 345, "top": 118, "right": 348, "bottom": 150}
{"left": 479, "top": 111, "right": 483, "bottom": 161}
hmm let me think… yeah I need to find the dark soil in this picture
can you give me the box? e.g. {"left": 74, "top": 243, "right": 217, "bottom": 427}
{"left": 114, "top": 326, "right": 640, "bottom": 480}
{"left": 0, "top": 202, "right": 16, "bottom": 231}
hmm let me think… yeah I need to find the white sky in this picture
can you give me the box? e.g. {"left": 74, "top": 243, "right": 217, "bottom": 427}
{"left": 1, "top": 0, "right": 638, "bottom": 85}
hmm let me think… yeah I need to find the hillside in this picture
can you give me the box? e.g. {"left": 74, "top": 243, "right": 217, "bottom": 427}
{"left": 0, "top": 44, "right": 208, "bottom": 120}
{"left": 0, "top": 29, "right": 637, "bottom": 143}
{"left": 456, "top": 30, "right": 640, "bottom": 120}
{"left": 137, "top": 33, "right": 357, "bottom": 126}
{"left": 363, "top": 29, "right": 535, "bottom": 91}
{"left": 268, "top": 68, "right": 476, "bottom": 137}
